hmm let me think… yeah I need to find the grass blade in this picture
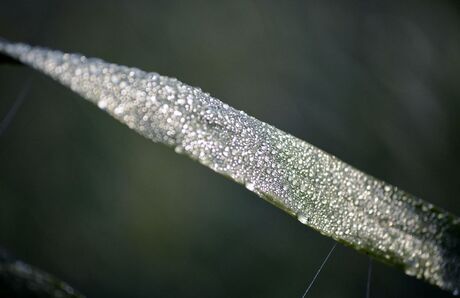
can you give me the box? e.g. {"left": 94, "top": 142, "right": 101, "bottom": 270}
{"left": 1, "top": 39, "right": 458, "bottom": 294}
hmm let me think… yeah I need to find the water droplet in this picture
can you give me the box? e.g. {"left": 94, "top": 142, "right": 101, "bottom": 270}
{"left": 245, "top": 182, "right": 255, "bottom": 191}
{"left": 300, "top": 183, "right": 308, "bottom": 192}
{"left": 160, "top": 104, "right": 169, "bottom": 113}
{"left": 175, "top": 146, "right": 183, "bottom": 154}
{"left": 97, "top": 100, "right": 107, "bottom": 109}
{"left": 404, "top": 260, "right": 417, "bottom": 276}
{"left": 114, "top": 105, "right": 124, "bottom": 115}
{"left": 136, "top": 90, "right": 146, "bottom": 99}
{"left": 297, "top": 213, "right": 310, "bottom": 225}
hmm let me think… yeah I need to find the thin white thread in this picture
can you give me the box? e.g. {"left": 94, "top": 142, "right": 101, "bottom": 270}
{"left": 301, "top": 242, "right": 337, "bottom": 298}
{"left": 0, "top": 79, "right": 31, "bottom": 136}
{"left": 366, "top": 257, "right": 372, "bottom": 298}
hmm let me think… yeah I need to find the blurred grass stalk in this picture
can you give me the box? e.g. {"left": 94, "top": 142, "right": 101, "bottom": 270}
{"left": 0, "top": 248, "right": 84, "bottom": 297}
{"left": 0, "top": 39, "right": 459, "bottom": 295}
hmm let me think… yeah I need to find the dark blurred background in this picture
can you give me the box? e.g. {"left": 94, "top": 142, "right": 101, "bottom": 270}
{"left": 1, "top": 0, "right": 460, "bottom": 297}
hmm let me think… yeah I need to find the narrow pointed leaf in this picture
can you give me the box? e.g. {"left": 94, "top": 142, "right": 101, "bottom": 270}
{"left": 1, "top": 39, "right": 459, "bottom": 294}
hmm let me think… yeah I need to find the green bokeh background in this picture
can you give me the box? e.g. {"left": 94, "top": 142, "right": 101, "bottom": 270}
{"left": 1, "top": 1, "right": 460, "bottom": 297}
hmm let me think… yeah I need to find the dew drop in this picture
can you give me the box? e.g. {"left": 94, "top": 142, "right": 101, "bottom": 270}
{"left": 297, "top": 213, "right": 310, "bottom": 225}
{"left": 300, "top": 183, "right": 308, "bottom": 192}
{"left": 97, "top": 100, "right": 107, "bottom": 109}
{"left": 114, "top": 105, "right": 124, "bottom": 115}
{"left": 245, "top": 182, "right": 255, "bottom": 191}
{"left": 136, "top": 90, "right": 146, "bottom": 99}
{"left": 404, "top": 260, "right": 418, "bottom": 276}
{"left": 175, "top": 146, "right": 183, "bottom": 154}
{"left": 160, "top": 104, "right": 169, "bottom": 113}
